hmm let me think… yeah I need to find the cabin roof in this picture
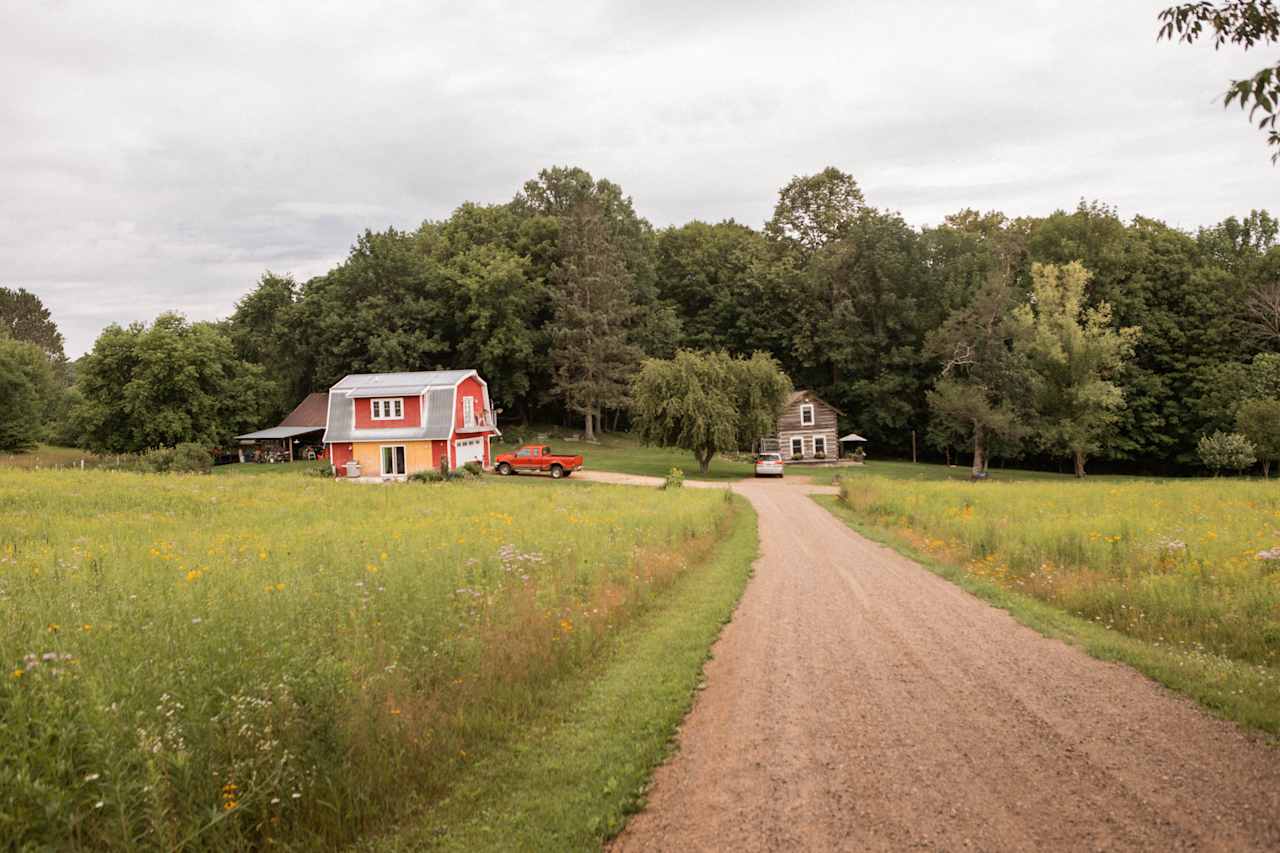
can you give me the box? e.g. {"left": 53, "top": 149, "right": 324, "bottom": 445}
{"left": 787, "top": 389, "right": 845, "bottom": 416}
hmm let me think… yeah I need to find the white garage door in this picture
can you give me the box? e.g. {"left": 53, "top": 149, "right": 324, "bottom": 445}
{"left": 455, "top": 437, "right": 485, "bottom": 466}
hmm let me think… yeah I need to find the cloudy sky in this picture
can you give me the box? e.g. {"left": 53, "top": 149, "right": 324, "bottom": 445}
{"left": 2, "top": 1, "right": 1275, "bottom": 355}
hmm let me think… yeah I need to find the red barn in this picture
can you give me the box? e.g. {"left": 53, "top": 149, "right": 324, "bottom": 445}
{"left": 322, "top": 370, "right": 499, "bottom": 479}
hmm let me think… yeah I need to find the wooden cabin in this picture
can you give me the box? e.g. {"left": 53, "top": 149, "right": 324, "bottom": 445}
{"left": 775, "top": 390, "right": 842, "bottom": 463}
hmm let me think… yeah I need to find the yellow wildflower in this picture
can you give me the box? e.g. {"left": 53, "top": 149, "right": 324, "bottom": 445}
{"left": 275, "top": 582, "right": 286, "bottom": 592}
{"left": 185, "top": 569, "right": 202, "bottom": 583}
{"left": 11, "top": 669, "right": 22, "bottom": 679}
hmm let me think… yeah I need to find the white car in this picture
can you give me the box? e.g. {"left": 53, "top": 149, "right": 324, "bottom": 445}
{"left": 754, "top": 453, "right": 784, "bottom": 478}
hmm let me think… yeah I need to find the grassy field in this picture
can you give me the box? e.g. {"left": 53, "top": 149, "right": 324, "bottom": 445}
{"left": 826, "top": 475, "right": 1280, "bottom": 731}
{"left": 211, "top": 460, "right": 328, "bottom": 476}
{"left": 0, "top": 445, "right": 105, "bottom": 470}
{"left": 364, "top": 495, "right": 757, "bottom": 851}
{"left": 0, "top": 469, "right": 743, "bottom": 850}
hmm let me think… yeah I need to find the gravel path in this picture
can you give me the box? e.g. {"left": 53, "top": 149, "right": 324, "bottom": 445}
{"left": 610, "top": 477, "right": 1280, "bottom": 852}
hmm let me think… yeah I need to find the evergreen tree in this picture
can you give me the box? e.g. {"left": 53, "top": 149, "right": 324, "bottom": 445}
{"left": 547, "top": 200, "right": 643, "bottom": 441}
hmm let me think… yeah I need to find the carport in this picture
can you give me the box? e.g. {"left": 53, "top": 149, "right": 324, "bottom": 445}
{"left": 234, "top": 426, "right": 324, "bottom": 462}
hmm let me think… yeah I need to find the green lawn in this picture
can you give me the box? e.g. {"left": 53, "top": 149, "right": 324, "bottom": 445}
{"left": 796, "top": 458, "right": 1094, "bottom": 485}
{"left": 212, "top": 459, "right": 329, "bottom": 476}
{"left": 495, "top": 428, "right": 1136, "bottom": 484}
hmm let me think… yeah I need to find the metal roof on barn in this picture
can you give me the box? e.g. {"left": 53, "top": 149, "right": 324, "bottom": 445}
{"left": 321, "top": 371, "right": 479, "bottom": 444}
{"left": 331, "top": 370, "right": 475, "bottom": 396}
{"left": 278, "top": 392, "right": 329, "bottom": 428}
{"left": 236, "top": 425, "right": 323, "bottom": 441}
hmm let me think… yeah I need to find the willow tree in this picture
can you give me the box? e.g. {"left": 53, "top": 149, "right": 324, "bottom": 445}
{"left": 631, "top": 350, "right": 791, "bottom": 474}
{"left": 1013, "top": 262, "right": 1140, "bottom": 477}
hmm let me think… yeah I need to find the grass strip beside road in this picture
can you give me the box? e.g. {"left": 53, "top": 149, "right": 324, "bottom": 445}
{"left": 364, "top": 494, "right": 758, "bottom": 852}
{"left": 815, "top": 494, "right": 1280, "bottom": 738}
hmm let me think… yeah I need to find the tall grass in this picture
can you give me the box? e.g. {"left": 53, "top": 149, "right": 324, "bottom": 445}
{"left": 838, "top": 476, "right": 1280, "bottom": 667}
{"left": 0, "top": 470, "right": 733, "bottom": 850}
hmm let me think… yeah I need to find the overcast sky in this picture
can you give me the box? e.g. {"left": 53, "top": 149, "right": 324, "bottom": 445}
{"left": 3, "top": 1, "right": 1276, "bottom": 356}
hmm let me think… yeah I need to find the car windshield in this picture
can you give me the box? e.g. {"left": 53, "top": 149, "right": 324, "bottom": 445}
{"left": 759, "top": 454, "right": 781, "bottom": 462}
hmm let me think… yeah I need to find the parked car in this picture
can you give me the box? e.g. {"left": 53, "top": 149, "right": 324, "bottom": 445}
{"left": 754, "top": 452, "right": 784, "bottom": 478}
{"left": 493, "top": 445, "right": 584, "bottom": 479}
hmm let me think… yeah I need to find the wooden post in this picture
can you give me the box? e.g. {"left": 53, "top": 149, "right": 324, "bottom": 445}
{"left": 912, "top": 430, "right": 918, "bottom": 464}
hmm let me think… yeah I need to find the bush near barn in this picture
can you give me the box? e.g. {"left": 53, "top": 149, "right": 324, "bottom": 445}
{"left": 0, "top": 469, "right": 735, "bottom": 850}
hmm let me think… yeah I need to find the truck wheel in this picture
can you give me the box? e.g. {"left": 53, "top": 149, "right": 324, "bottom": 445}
{"left": 497, "top": 462, "right": 512, "bottom": 476}
{"left": 550, "top": 464, "right": 564, "bottom": 479}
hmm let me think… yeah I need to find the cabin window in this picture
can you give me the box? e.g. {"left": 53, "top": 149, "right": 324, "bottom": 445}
{"left": 814, "top": 436, "right": 826, "bottom": 456}
{"left": 463, "top": 396, "right": 476, "bottom": 427}
{"left": 800, "top": 403, "right": 815, "bottom": 426}
{"left": 371, "top": 398, "right": 403, "bottom": 420}
{"left": 791, "top": 437, "right": 804, "bottom": 457}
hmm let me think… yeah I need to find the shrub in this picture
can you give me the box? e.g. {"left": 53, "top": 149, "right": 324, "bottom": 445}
{"left": 140, "top": 443, "right": 213, "bottom": 474}
{"left": 662, "top": 467, "right": 685, "bottom": 490}
{"left": 851, "top": 447, "right": 866, "bottom": 462}
{"left": 1198, "top": 431, "right": 1257, "bottom": 476}
{"left": 462, "top": 461, "right": 484, "bottom": 478}
{"left": 409, "top": 469, "right": 444, "bottom": 483}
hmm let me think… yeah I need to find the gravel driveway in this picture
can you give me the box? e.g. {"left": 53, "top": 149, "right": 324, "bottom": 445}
{"left": 604, "top": 475, "right": 1280, "bottom": 851}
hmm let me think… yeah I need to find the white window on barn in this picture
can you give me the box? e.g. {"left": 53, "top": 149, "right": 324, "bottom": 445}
{"left": 814, "top": 435, "right": 826, "bottom": 457}
{"left": 463, "top": 396, "right": 476, "bottom": 428}
{"left": 371, "top": 398, "right": 403, "bottom": 420}
{"left": 791, "top": 436, "right": 804, "bottom": 457}
{"left": 800, "top": 403, "right": 815, "bottom": 426}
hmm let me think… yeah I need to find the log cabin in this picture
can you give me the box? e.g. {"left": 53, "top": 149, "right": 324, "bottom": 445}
{"left": 775, "top": 390, "right": 842, "bottom": 463}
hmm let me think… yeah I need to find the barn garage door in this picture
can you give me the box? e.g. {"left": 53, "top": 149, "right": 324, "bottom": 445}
{"left": 455, "top": 437, "right": 485, "bottom": 466}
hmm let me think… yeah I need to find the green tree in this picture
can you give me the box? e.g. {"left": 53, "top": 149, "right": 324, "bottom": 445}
{"left": 794, "top": 208, "right": 932, "bottom": 448}
{"left": 1159, "top": 2, "right": 1280, "bottom": 161}
{"left": 0, "top": 286, "right": 66, "bottom": 366}
{"left": 227, "top": 272, "right": 309, "bottom": 419}
{"left": 656, "top": 220, "right": 778, "bottom": 351}
{"left": 1235, "top": 397, "right": 1280, "bottom": 475}
{"left": 547, "top": 201, "right": 644, "bottom": 441}
{"left": 1012, "top": 262, "right": 1140, "bottom": 477}
{"left": 1198, "top": 430, "right": 1258, "bottom": 474}
{"left": 0, "top": 337, "right": 57, "bottom": 452}
{"left": 74, "top": 314, "right": 271, "bottom": 453}
{"left": 924, "top": 267, "right": 1032, "bottom": 477}
{"left": 631, "top": 350, "right": 791, "bottom": 474}
{"left": 299, "top": 229, "right": 450, "bottom": 388}
{"left": 765, "top": 167, "right": 866, "bottom": 254}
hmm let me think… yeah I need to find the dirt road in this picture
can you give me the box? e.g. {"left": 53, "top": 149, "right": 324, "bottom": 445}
{"left": 610, "top": 476, "right": 1280, "bottom": 852}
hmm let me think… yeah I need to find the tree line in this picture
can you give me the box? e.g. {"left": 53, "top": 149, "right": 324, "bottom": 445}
{"left": 2, "top": 165, "right": 1278, "bottom": 476}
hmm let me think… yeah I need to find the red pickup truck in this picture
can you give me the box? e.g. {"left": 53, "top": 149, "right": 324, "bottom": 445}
{"left": 493, "top": 444, "right": 584, "bottom": 479}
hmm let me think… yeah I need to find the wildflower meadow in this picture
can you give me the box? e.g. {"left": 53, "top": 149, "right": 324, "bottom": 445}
{"left": 0, "top": 470, "right": 734, "bottom": 850}
{"left": 837, "top": 476, "right": 1280, "bottom": 668}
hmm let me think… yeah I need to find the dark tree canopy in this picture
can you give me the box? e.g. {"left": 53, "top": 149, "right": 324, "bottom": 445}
{"left": 74, "top": 314, "right": 271, "bottom": 453}
{"left": 0, "top": 286, "right": 66, "bottom": 365}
